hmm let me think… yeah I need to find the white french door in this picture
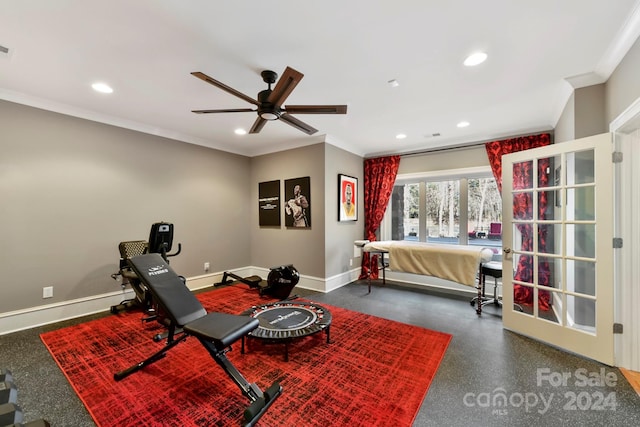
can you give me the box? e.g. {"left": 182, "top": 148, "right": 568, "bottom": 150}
{"left": 502, "top": 133, "right": 615, "bottom": 365}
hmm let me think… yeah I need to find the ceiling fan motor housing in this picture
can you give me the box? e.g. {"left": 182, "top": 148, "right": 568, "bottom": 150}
{"left": 258, "top": 89, "right": 280, "bottom": 120}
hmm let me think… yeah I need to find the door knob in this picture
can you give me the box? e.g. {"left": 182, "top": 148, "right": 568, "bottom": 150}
{"left": 503, "top": 248, "right": 512, "bottom": 254}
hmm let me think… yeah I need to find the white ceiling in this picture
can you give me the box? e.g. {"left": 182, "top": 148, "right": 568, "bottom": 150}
{"left": 1, "top": 1, "right": 640, "bottom": 158}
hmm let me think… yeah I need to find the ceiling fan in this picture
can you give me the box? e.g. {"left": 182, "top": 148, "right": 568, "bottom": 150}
{"left": 191, "top": 66, "right": 347, "bottom": 135}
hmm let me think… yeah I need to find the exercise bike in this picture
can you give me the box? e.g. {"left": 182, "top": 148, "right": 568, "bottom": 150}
{"left": 110, "top": 222, "right": 182, "bottom": 315}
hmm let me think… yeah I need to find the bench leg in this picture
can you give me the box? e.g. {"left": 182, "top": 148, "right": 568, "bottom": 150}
{"left": 199, "top": 339, "right": 282, "bottom": 426}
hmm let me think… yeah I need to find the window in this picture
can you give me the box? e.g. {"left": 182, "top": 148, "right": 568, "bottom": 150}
{"left": 382, "top": 168, "right": 502, "bottom": 252}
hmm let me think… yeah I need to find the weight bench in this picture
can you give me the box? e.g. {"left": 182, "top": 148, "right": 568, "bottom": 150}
{"left": 114, "top": 253, "right": 282, "bottom": 426}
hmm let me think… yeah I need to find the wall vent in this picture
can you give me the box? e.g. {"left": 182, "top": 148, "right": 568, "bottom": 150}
{"left": 0, "top": 45, "right": 10, "bottom": 57}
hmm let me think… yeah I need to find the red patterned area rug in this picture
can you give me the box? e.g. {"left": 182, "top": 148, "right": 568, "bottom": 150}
{"left": 41, "top": 285, "right": 452, "bottom": 426}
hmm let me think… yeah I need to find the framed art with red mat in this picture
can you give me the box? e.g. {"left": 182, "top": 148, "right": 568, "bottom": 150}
{"left": 40, "top": 285, "right": 452, "bottom": 426}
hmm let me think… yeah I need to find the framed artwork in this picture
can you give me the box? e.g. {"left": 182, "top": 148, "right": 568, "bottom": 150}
{"left": 338, "top": 174, "right": 357, "bottom": 221}
{"left": 258, "top": 180, "right": 281, "bottom": 227}
{"left": 284, "top": 177, "right": 311, "bottom": 228}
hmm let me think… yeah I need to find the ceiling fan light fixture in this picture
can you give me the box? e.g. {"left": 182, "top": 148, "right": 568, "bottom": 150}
{"left": 260, "top": 111, "right": 280, "bottom": 120}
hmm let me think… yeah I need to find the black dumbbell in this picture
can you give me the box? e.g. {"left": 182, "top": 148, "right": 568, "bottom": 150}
{"left": 0, "top": 381, "right": 18, "bottom": 404}
{"left": 0, "top": 402, "right": 23, "bottom": 425}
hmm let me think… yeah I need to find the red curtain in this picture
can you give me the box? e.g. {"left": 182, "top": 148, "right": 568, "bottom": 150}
{"left": 485, "top": 133, "right": 552, "bottom": 310}
{"left": 485, "top": 133, "right": 551, "bottom": 193}
{"left": 358, "top": 156, "right": 401, "bottom": 280}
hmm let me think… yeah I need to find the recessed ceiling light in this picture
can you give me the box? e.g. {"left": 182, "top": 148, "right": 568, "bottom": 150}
{"left": 388, "top": 79, "right": 400, "bottom": 87}
{"left": 396, "top": 133, "right": 407, "bottom": 139}
{"left": 234, "top": 128, "right": 247, "bottom": 135}
{"left": 463, "top": 52, "right": 487, "bottom": 66}
{"left": 457, "top": 121, "right": 470, "bottom": 128}
{"left": 91, "top": 82, "right": 113, "bottom": 94}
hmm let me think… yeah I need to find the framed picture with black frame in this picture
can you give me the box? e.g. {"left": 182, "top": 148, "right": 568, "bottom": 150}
{"left": 258, "top": 180, "right": 281, "bottom": 227}
{"left": 338, "top": 174, "right": 358, "bottom": 222}
{"left": 284, "top": 177, "right": 311, "bottom": 228}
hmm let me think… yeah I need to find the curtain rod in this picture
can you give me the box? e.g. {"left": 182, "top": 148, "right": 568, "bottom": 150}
{"left": 400, "top": 140, "right": 486, "bottom": 157}
{"left": 395, "top": 129, "right": 554, "bottom": 158}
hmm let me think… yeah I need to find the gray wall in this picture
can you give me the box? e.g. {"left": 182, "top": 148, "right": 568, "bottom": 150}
{"left": 557, "top": 35, "right": 640, "bottom": 139}
{"left": 248, "top": 143, "right": 364, "bottom": 282}
{"left": 607, "top": 35, "right": 640, "bottom": 124}
{"left": 555, "top": 92, "right": 575, "bottom": 143}
{"left": 0, "top": 100, "right": 251, "bottom": 313}
{"left": 398, "top": 145, "right": 490, "bottom": 174}
{"left": 250, "top": 143, "right": 327, "bottom": 278}
{"left": 324, "top": 144, "right": 363, "bottom": 277}
{"left": 554, "top": 84, "right": 606, "bottom": 143}
{"left": 575, "top": 84, "right": 607, "bottom": 139}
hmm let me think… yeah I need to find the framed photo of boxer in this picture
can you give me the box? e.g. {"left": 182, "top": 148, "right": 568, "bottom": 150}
{"left": 338, "top": 174, "right": 357, "bottom": 221}
{"left": 284, "top": 177, "right": 311, "bottom": 228}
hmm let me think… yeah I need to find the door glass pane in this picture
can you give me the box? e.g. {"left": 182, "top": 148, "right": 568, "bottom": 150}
{"left": 538, "top": 224, "right": 561, "bottom": 255}
{"left": 512, "top": 223, "right": 534, "bottom": 254}
{"left": 513, "top": 160, "right": 534, "bottom": 189}
{"left": 513, "top": 192, "right": 533, "bottom": 220}
{"left": 568, "top": 149, "right": 595, "bottom": 185}
{"left": 426, "top": 180, "right": 459, "bottom": 244}
{"left": 537, "top": 157, "right": 553, "bottom": 188}
{"left": 513, "top": 283, "right": 534, "bottom": 316}
{"left": 540, "top": 289, "right": 561, "bottom": 325}
{"left": 566, "top": 224, "right": 595, "bottom": 258}
{"left": 538, "top": 256, "right": 558, "bottom": 289}
{"left": 567, "top": 295, "right": 596, "bottom": 333}
{"left": 567, "top": 186, "right": 595, "bottom": 221}
{"left": 538, "top": 190, "right": 556, "bottom": 220}
{"left": 513, "top": 253, "right": 533, "bottom": 284}
{"left": 566, "top": 259, "right": 596, "bottom": 297}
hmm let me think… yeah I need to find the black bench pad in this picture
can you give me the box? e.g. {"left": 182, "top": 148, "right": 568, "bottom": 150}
{"left": 184, "top": 312, "right": 259, "bottom": 349}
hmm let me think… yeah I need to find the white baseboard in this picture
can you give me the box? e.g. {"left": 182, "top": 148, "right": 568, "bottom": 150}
{"left": 0, "top": 268, "right": 356, "bottom": 336}
{"left": 1, "top": 267, "right": 474, "bottom": 336}
{"left": 0, "top": 289, "right": 136, "bottom": 336}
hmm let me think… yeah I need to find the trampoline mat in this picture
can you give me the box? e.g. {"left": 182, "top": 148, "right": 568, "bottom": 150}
{"left": 240, "top": 301, "right": 332, "bottom": 340}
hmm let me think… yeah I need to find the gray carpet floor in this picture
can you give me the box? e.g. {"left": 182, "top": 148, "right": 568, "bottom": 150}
{"left": 1, "top": 280, "right": 639, "bottom": 426}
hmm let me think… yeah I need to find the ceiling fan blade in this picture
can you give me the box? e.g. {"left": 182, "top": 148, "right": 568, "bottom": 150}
{"left": 284, "top": 105, "right": 348, "bottom": 114}
{"left": 249, "top": 117, "right": 268, "bottom": 134}
{"left": 279, "top": 113, "right": 318, "bottom": 135}
{"left": 267, "top": 67, "right": 304, "bottom": 106}
{"left": 192, "top": 108, "right": 256, "bottom": 114}
{"left": 191, "top": 71, "right": 260, "bottom": 106}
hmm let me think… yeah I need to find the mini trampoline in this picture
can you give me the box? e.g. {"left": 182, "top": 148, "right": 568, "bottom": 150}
{"left": 240, "top": 300, "right": 332, "bottom": 361}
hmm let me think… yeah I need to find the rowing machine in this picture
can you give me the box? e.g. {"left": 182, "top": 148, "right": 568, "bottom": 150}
{"left": 215, "top": 265, "right": 299, "bottom": 299}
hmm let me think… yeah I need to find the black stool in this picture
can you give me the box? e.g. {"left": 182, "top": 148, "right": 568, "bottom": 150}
{"left": 481, "top": 261, "right": 502, "bottom": 308}
{"left": 471, "top": 261, "right": 523, "bottom": 314}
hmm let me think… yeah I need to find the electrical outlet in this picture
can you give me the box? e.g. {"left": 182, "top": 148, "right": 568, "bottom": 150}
{"left": 349, "top": 258, "right": 353, "bottom": 267}
{"left": 43, "top": 286, "right": 53, "bottom": 299}
{"left": 204, "top": 262, "right": 210, "bottom": 272}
